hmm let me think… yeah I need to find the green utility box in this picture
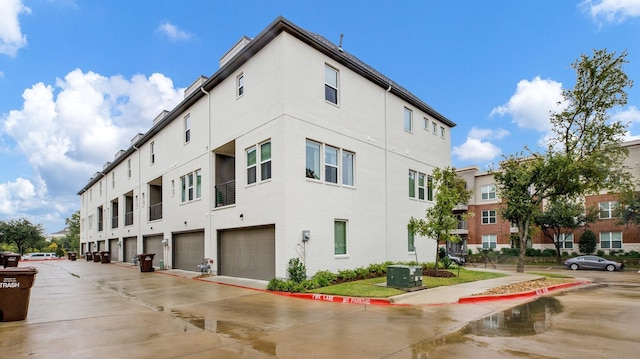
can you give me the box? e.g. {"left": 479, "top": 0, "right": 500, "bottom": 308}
{"left": 386, "top": 265, "right": 423, "bottom": 288}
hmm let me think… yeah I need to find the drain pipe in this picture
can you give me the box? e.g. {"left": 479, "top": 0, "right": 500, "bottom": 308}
{"left": 201, "top": 86, "right": 213, "bottom": 271}
{"left": 384, "top": 84, "right": 391, "bottom": 260}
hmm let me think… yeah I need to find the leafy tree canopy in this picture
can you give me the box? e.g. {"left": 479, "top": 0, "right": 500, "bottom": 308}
{"left": 0, "top": 218, "right": 46, "bottom": 255}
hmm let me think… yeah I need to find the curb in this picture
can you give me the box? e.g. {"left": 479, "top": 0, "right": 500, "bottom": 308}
{"left": 270, "top": 291, "right": 404, "bottom": 306}
{"left": 457, "top": 280, "right": 591, "bottom": 304}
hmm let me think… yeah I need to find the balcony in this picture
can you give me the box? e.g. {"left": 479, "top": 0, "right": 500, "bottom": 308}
{"left": 149, "top": 202, "right": 162, "bottom": 221}
{"left": 452, "top": 219, "right": 468, "bottom": 235}
{"left": 215, "top": 180, "right": 236, "bottom": 207}
{"left": 111, "top": 216, "right": 118, "bottom": 229}
{"left": 124, "top": 211, "right": 133, "bottom": 226}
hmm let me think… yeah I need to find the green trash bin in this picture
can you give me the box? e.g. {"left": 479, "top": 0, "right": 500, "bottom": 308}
{"left": 0, "top": 266, "right": 38, "bottom": 322}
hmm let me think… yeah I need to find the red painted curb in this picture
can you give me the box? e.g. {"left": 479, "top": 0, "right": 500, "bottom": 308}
{"left": 270, "top": 291, "right": 403, "bottom": 306}
{"left": 457, "top": 280, "right": 591, "bottom": 304}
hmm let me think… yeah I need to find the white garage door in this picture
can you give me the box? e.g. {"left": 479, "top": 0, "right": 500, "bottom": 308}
{"left": 173, "top": 231, "right": 204, "bottom": 271}
{"left": 143, "top": 235, "right": 164, "bottom": 268}
{"left": 219, "top": 225, "right": 275, "bottom": 281}
{"left": 108, "top": 238, "right": 120, "bottom": 261}
{"left": 123, "top": 236, "right": 137, "bottom": 263}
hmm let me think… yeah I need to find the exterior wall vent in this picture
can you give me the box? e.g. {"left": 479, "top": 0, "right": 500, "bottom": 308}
{"left": 131, "top": 133, "right": 143, "bottom": 146}
{"left": 219, "top": 36, "right": 252, "bottom": 68}
{"left": 184, "top": 76, "right": 208, "bottom": 98}
{"left": 114, "top": 149, "right": 126, "bottom": 159}
{"left": 153, "top": 110, "right": 170, "bottom": 125}
{"left": 102, "top": 162, "right": 112, "bottom": 171}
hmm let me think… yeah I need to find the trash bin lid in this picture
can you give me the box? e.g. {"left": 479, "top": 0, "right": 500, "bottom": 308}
{"left": 0, "top": 266, "right": 39, "bottom": 275}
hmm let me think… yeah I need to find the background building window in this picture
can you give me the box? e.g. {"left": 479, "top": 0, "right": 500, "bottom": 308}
{"left": 482, "top": 210, "right": 497, "bottom": 224}
{"left": 599, "top": 201, "right": 620, "bottom": 219}
{"left": 325, "top": 65, "right": 338, "bottom": 104}
{"left": 334, "top": 220, "right": 347, "bottom": 255}
{"left": 481, "top": 184, "right": 496, "bottom": 200}
{"left": 558, "top": 233, "right": 574, "bottom": 249}
{"left": 482, "top": 234, "right": 497, "bottom": 249}
{"left": 600, "top": 232, "right": 622, "bottom": 249}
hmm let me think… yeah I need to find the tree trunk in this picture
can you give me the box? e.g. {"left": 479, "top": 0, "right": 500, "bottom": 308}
{"left": 434, "top": 240, "right": 439, "bottom": 272}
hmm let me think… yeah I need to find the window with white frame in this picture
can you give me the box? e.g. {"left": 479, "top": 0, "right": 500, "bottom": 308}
{"left": 99, "top": 181, "right": 102, "bottom": 196}
{"left": 409, "top": 170, "right": 416, "bottom": 198}
{"left": 482, "top": 210, "right": 497, "bottom": 224}
{"left": 237, "top": 73, "right": 244, "bottom": 97}
{"left": 184, "top": 115, "right": 191, "bottom": 143}
{"left": 150, "top": 141, "right": 155, "bottom": 164}
{"left": 557, "top": 233, "right": 574, "bottom": 249}
{"left": 482, "top": 234, "right": 497, "bottom": 249}
{"left": 481, "top": 184, "right": 496, "bottom": 200}
{"left": 171, "top": 180, "right": 175, "bottom": 197}
{"left": 599, "top": 201, "right": 620, "bottom": 219}
{"left": 247, "top": 140, "right": 272, "bottom": 185}
{"left": 440, "top": 126, "right": 445, "bottom": 138}
{"left": 418, "top": 173, "right": 426, "bottom": 200}
{"left": 432, "top": 121, "right": 437, "bottom": 134}
{"left": 127, "top": 159, "right": 132, "bottom": 179}
{"left": 325, "top": 65, "right": 338, "bottom": 105}
{"left": 112, "top": 172, "right": 115, "bottom": 188}
{"left": 334, "top": 220, "right": 347, "bottom": 255}
{"left": 180, "top": 169, "right": 201, "bottom": 203}
{"left": 408, "top": 229, "right": 415, "bottom": 252}
{"left": 306, "top": 140, "right": 355, "bottom": 186}
{"left": 600, "top": 231, "right": 622, "bottom": 249}
{"left": 423, "top": 117, "right": 429, "bottom": 130}
{"left": 404, "top": 107, "right": 413, "bottom": 132}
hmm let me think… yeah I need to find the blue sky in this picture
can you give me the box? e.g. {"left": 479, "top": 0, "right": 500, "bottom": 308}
{"left": 1, "top": 0, "right": 639, "bottom": 233}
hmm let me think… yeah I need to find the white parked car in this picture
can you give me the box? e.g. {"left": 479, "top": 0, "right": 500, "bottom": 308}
{"left": 22, "top": 252, "right": 57, "bottom": 260}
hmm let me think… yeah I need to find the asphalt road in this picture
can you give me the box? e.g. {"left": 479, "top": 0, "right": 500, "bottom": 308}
{"left": 1, "top": 261, "right": 638, "bottom": 358}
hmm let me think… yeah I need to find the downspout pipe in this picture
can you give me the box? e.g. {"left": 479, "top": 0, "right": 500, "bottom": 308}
{"left": 385, "top": 84, "right": 391, "bottom": 260}
{"left": 200, "top": 87, "right": 213, "bottom": 268}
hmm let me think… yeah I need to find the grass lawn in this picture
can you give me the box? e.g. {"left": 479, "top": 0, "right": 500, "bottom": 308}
{"left": 306, "top": 268, "right": 508, "bottom": 298}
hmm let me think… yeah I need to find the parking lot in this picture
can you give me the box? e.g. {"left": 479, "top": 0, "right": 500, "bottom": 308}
{"left": 1, "top": 260, "right": 639, "bottom": 358}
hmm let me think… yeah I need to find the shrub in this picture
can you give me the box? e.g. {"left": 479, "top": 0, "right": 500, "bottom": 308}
{"left": 541, "top": 249, "right": 556, "bottom": 257}
{"left": 596, "top": 250, "right": 605, "bottom": 257}
{"left": 579, "top": 230, "right": 597, "bottom": 255}
{"left": 441, "top": 256, "right": 452, "bottom": 269}
{"left": 367, "top": 263, "right": 386, "bottom": 276}
{"left": 312, "top": 270, "right": 337, "bottom": 287}
{"left": 267, "top": 278, "right": 286, "bottom": 291}
{"left": 287, "top": 257, "right": 306, "bottom": 283}
{"left": 337, "top": 269, "right": 357, "bottom": 281}
{"left": 354, "top": 266, "right": 370, "bottom": 279}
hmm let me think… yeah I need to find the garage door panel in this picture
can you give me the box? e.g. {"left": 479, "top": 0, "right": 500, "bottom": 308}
{"left": 108, "top": 239, "right": 120, "bottom": 262}
{"left": 220, "top": 226, "right": 275, "bottom": 281}
{"left": 143, "top": 235, "right": 163, "bottom": 267}
{"left": 173, "top": 231, "right": 204, "bottom": 271}
{"left": 123, "top": 237, "right": 137, "bottom": 263}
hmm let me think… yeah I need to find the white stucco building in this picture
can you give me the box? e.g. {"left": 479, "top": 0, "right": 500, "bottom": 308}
{"left": 78, "top": 17, "right": 455, "bottom": 280}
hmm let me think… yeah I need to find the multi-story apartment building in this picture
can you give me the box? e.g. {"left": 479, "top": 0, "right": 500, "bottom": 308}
{"left": 455, "top": 139, "right": 640, "bottom": 254}
{"left": 78, "top": 17, "right": 456, "bottom": 280}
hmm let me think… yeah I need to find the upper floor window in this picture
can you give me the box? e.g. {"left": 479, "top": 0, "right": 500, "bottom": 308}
{"left": 481, "top": 184, "right": 496, "bottom": 200}
{"left": 306, "top": 139, "right": 355, "bottom": 186}
{"left": 247, "top": 140, "right": 272, "bottom": 185}
{"left": 237, "top": 73, "right": 244, "bottom": 97}
{"left": 150, "top": 141, "right": 155, "bottom": 164}
{"left": 111, "top": 172, "right": 115, "bottom": 189}
{"left": 423, "top": 117, "right": 429, "bottom": 130}
{"left": 482, "top": 210, "right": 497, "bottom": 224}
{"left": 404, "top": 107, "right": 413, "bottom": 132}
{"left": 432, "top": 121, "right": 437, "bottom": 134}
{"left": 127, "top": 159, "right": 132, "bottom": 179}
{"left": 410, "top": 171, "right": 433, "bottom": 200}
{"left": 440, "top": 126, "right": 446, "bottom": 138}
{"left": 181, "top": 169, "right": 202, "bottom": 203}
{"left": 409, "top": 170, "right": 416, "bottom": 198}
{"left": 325, "top": 65, "right": 338, "bottom": 105}
{"left": 184, "top": 115, "right": 191, "bottom": 143}
{"left": 599, "top": 201, "right": 620, "bottom": 219}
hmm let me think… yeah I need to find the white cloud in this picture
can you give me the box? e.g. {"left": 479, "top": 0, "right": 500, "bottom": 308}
{"left": 490, "top": 76, "right": 565, "bottom": 131}
{"left": 614, "top": 105, "right": 640, "bottom": 124}
{"left": 0, "top": 0, "right": 30, "bottom": 57}
{"left": 453, "top": 126, "right": 509, "bottom": 162}
{"left": 0, "top": 177, "right": 42, "bottom": 215}
{"left": 0, "top": 69, "right": 184, "bottom": 227}
{"left": 156, "top": 22, "right": 193, "bottom": 42}
{"left": 583, "top": 0, "right": 640, "bottom": 23}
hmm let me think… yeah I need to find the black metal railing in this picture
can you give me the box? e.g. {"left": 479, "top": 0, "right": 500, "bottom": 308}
{"left": 124, "top": 211, "right": 134, "bottom": 226}
{"left": 111, "top": 216, "right": 118, "bottom": 229}
{"left": 149, "top": 202, "right": 162, "bottom": 221}
{"left": 215, "top": 180, "right": 236, "bottom": 207}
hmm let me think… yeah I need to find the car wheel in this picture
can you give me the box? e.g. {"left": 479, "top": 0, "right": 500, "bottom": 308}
{"left": 606, "top": 264, "right": 615, "bottom": 272}
{"left": 570, "top": 263, "right": 579, "bottom": 270}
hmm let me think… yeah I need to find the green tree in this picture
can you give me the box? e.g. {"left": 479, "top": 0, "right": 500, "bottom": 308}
{"left": 534, "top": 198, "right": 596, "bottom": 264}
{"left": 408, "top": 167, "right": 472, "bottom": 271}
{"left": 579, "top": 230, "right": 597, "bottom": 255}
{"left": 495, "top": 49, "right": 633, "bottom": 273}
{"left": 65, "top": 211, "right": 81, "bottom": 253}
{"left": 618, "top": 192, "right": 640, "bottom": 226}
{"left": 0, "top": 218, "right": 46, "bottom": 255}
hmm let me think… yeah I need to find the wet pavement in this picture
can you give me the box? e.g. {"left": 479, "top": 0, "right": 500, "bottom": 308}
{"left": 1, "top": 260, "right": 638, "bottom": 358}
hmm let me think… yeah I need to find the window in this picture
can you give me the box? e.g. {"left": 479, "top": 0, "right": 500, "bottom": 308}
{"left": 599, "top": 201, "right": 620, "bottom": 219}
{"left": 600, "top": 232, "right": 622, "bottom": 249}
{"left": 427, "top": 176, "right": 433, "bottom": 201}
{"left": 482, "top": 210, "right": 497, "bottom": 224}
{"left": 260, "top": 142, "right": 271, "bottom": 181}
{"left": 481, "top": 184, "right": 496, "bottom": 200}
{"left": 432, "top": 121, "right": 437, "bottom": 134}
{"left": 334, "top": 220, "right": 347, "bottom": 255}
{"left": 180, "top": 170, "right": 202, "bottom": 203}
{"left": 247, "top": 140, "right": 272, "bottom": 185}
{"left": 150, "top": 141, "right": 155, "bottom": 164}
{"left": 557, "top": 233, "right": 574, "bottom": 249}
{"left": 325, "top": 146, "right": 339, "bottom": 183}
{"left": 482, "top": 234, "right": 497, "bottom": 249}
{"left": 99, "top": 181, "right": 102, "bottom": 196}
{"left": 237, "top": 73, "right": 244, "bottom": 97}
{"left": 306, "top": 140, "right": 321, "bottom": 180}
{"left": 306, "top": 140, "right": 355, "bottom": 186}
{"left": 171, "top": 180, "right": 175, "bottom": 197}
{"left": 409, "top": 170, "right": 416, "bottom": 198}
{"left": 112, "top": 172, "right": 115, "bottom": 189}
{"left": 404, "top": 107, "right": 412, "bottom": 132}
{"left": 423, "top": 117, "right": 429, "bottom": 130}
{"left": 440, "top": 126, "right": 445, "bottom": 138}
{"left": 184, "top": 115, "right": 191, "bottom": 143}
{"left": 408, "top": 229, "right": 415, "bottom": 252}
{"left": 325, "top": 65, "right": 338, "bottom": 104}
{"left": 418, "top": 173, "right": 426, "bottom": 200}
{"left": 127, "top": 159, "right": 132, "bottom": 179}
{"left": 342, "top": 150, "right": 355, "bottom": 186}
{"left": 247, "top": 146, "right": 257, "bottom": 184}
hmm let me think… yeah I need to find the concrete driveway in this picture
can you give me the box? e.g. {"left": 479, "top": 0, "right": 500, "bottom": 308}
{"left": 1, "top": 261, "right": 638, "bottom": 358}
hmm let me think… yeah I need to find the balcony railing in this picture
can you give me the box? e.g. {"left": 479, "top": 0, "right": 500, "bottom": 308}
{"left": 215, "top": 180, "right": 236, "bottom": 207}
{"left": 149, "top": 202, "right": 162, "bottom": 221}
{"left": 111, "top": 216, "right": 118, "bottom": 229}
{"left": 124, "top": 211, "right": 133, "bottom": 226}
